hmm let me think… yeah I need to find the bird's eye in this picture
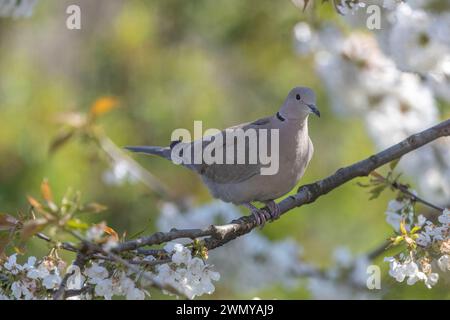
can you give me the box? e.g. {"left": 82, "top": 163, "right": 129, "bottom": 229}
{"left": 296, "top": 94, "right": 301, "bottom": 101}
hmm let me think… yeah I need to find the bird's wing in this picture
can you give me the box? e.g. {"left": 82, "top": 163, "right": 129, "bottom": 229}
{"left": 182, "top": 116, "right": 275, "bottom": 184}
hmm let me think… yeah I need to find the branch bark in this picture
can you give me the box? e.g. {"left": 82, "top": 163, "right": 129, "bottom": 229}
{"left": 202, "top": 118, "right": 450, "bottom": 249}
{"left": 108, "top": 118, "right": 450, "bottom": 253}
{"left": 36, "top": 119, "right": 450, "bottom": 262}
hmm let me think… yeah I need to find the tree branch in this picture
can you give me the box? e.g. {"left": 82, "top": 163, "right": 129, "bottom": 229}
{"left": 112, "top": 118, "right": 449, "bottom": 252}
{"left": 202, "top": 119, "right": 450, "bottom": 249}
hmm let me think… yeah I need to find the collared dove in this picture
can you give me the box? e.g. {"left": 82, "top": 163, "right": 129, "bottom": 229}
{"left": 125, "top": 87, "right": 320, "bottom": 226}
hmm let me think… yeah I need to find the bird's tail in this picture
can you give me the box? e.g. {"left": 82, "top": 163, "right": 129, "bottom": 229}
{"left": 124, "top": 146, "right": 172, "bottom": 160}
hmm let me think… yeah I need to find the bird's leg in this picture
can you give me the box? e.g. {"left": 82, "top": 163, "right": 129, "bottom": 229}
{"left": 263, "top": 200, "right": 281, "bottom": 220}
{"left": 242, "top": 203, "right": 271, "bottom": 228}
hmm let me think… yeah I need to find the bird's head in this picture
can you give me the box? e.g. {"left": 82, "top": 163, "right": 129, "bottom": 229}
{"left": 279, "top": 87, "right": 320, "bottom": 120}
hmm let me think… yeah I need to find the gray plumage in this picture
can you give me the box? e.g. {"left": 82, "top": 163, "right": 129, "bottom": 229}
{"left": 125, "top": 87, "right": 320, "bottom": 225}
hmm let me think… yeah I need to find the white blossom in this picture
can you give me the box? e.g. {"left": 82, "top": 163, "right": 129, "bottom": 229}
{"left": 154, "top": 244, "right": 220, "bottom": 299}
{"left": 42, "top": 273, "right": 61, "bottom": 290}
{"left": 308, "top": 250, "right": 374, "bottom": 300}
{"left": 4, "top": 254, "right": 22, "bottom": 274}
{"left": 0, "top": 290, "right": 9, "bottom": 300}
{"left": 437, "top": 255, "right": 450, "bottom": 272}
{"left": 102, "top": 160, "right": 138, "bottom": 186}
{"left": 84, "top": 263, "right": 109, "bottom": 284}
{"left": 86, "top": 225, "right": 105, "bottom": 242}
{"left": 126, "top": 287, "right": 145, "bottom": 300}
{"left": 293, "top": 22, "right": 319, "bottom": 55}
{"left": 11, "top": 281, "right": 26, "bottom": 299}
{"left": 384, "top": 257, "right": 441, "bottom": 288}
{"left": 66, "top": 271, "right": 85, "bottom": 291}
{"left": 384, "top": 199, "right": 415, "bottom": 232}
{"left": 387, "top": 4, "right": 449, "bottom": 74}
{"left": 385, "top": 200, "right": 404, "bottom": 231}
{"left": 102, "top": 237, "right": 119, "bottom": 252}
{"left": 299, "top": 10, "right": 450, "bottom": 204}
{"left": 94, "top": 278, "right": 114, "bottom": 300}
{"left": 332, "top": 247, "right": 353, "bottom": 269}
{"left": 170, "top": 243, "right": 192, "bottom": 265}
{"left": 438, "top": 209, "right": 450, "bottom": 225}
{"left": 424, "top": 273, "right": 439, "bottom": 289}
{"left": 158, "top": 201, "right": 303, "bottom": 293}
{"left": 27, "top": 262, "right": 50, "bottom": 280}
{"left": 384, "top": 257, "right": 406, "bottom": 282}
{"left": 415, "top": 232, "right": 431, "bottom": 247}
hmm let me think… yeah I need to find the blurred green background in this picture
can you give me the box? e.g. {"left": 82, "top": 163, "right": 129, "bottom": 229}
{"left": 0, "top": 0, "right": 448, "bottom": 299}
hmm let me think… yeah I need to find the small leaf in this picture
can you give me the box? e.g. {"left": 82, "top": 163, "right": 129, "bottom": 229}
{"left": 13, "top": 246, "right": 26, "bottom": 255}
{"left": 392, "top": 236, "right": 404, "bottom": 246}
{"left": 41, "top": 179, "right": 58, "bottom": 213}
{"left": 27, "top": 196, "right": 42, "bottom": 209}
{"left": 201, "top": 246, "right": 208, "bottom": 260}
{"left": 369, "top": 185, "right": 387, "bottom": 200}
{"left": 66, "top": 218, "right": 90, "bottom": 230}
{"left": 103, "top": 225, "right": 119, "bottom": 241}
{"left": 41, "top": 179, "right": 53, "bottom": 203}
{"left": 27, "top": 196, "right": 55, "bottom": 220}
{"left": 49, "top": 129, "right": 75, "bottom": 154}
{"left": 90, "top": 97, "right": 119, "bottom": 117}
{"left": 21, "top": 218, "right": 48, "bottom": 241}
{"left": 410, "top": 225, "right": 421, "bottom": 234}
{"left": 400, "top": 220, "right": 407, "bottom": 235}
{"left": 390, "top": 158, "right": 401, "bottom": 170}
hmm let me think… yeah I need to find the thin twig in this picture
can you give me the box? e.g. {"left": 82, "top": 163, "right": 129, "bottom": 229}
{"left": 391, "top": 181, "right": 445, "bottom": 212}
{"left": 35, "top": 232, "right": 78, "bottom": 252}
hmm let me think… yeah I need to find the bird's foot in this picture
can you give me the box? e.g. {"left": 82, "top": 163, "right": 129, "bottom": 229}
{"left": 263, "top": 200, "right": 281, "bottom": 220}
{"left": 243, "top": 203, "right": 272, "bottom": 228}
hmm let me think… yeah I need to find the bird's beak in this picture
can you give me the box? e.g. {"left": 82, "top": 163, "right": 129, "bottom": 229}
{"left": 307, "top": 104, "right": 320, "bottom": 117}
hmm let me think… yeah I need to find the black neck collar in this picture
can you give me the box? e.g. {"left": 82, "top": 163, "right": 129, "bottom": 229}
{"left": 276, "top": 112, "right": 285, "bottom": 122}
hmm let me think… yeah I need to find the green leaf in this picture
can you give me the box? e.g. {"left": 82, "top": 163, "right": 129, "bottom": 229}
{"left": 66, "top": 218, "right": 89, "bottom": 230}
{"left": 392, "top": 236, "right": 404, "bottom": 246}
{"left": 369, "top": 185, "right": 387, "bottom": 200}
{"left": 390, "top": 158, "right": 401, "bottom": 170}
{"left": 399, "top": 220, "right": 407, "bottom": 235}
